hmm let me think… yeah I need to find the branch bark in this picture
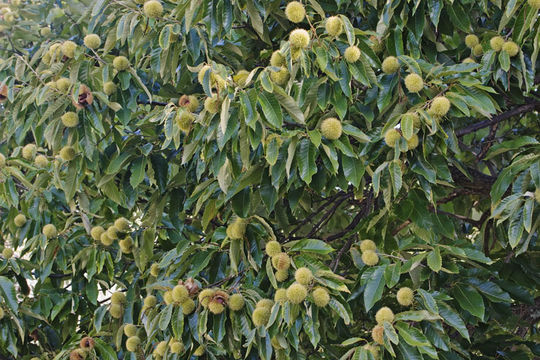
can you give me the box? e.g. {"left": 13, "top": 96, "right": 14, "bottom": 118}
{"left": 137, "top": 100, "right": 169, "bottom": 107}
{"left": 449, "top": 166, "right": 497, "bottom": 195}
{"left": 330, "top": 235, "right": 357, "bottom": 271}
{"left": 288, "top": 191, "right": 349, "bottom": 240}
{"left": 324, "top": 191, "right": 375, "bottom": 242}
{"left": 304, "top": 193, "right": 352, "bottom": 238}
{"left": 456, "top": 100, "right": 540, "bottom": 137}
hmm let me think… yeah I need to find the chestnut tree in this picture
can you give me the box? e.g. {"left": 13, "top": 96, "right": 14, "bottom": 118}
{"left": 0, "top": 0, "right": 539, "bottom": 359}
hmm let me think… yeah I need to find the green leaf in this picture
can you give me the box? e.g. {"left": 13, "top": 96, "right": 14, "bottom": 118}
{"left": 329, "top": 298, "right": 351, "bottom": 325}
{"left": 484, "top": 136, "right": 538, "bottom": 160}
{"left": 106, "top": 151, "right": 132, "bottom": 175}
{"left": 384, "top": 321, "right": 399, "bottom": 344}
{"left": 445, "top": 2, "right": 471, "bottom": 32}
{"left": 297, "top": 138, "right": 317, "bottom": 185}
{"left": 91, "top": 0, "right": 106, "bottom": 16}
{"left": 342, "top": 124, "right": 370, "bottom": 143}
{"left": 171, "top": 307, "right": 184, "bottom": 339}
{"left": 437, "top": 302, "right": 470, "bottom": 341}
{"left": 342, "top": 155, "right": 365, "bottom": 188}
{"left": 426, "top": 247, "right": 442, "bottom": 272}
{"left": 308, "top": 130, "right": 322, "bottom": 148}
{"left": 397, "top": 340, "right": 424, "bottom": 360}
{"left": 85, "top": 280, "right": 98, "bottom": 305}
{"left": 0, "top": 276, "right": 18, "bottom": 313}
{"left": 130, "top": 157, "right": 146, "bottom": 189}
{"left": 384, "top": 263, "right": 401, "bottom": 288}
{"left": 401, "top": 113, "right": 414, "bottom": 140}
{"left": 218, "top": 158, "right": 232, "bottom": 194}
{"left": 159, "top": 304, "right": 174, "bottom": 330}
{"left": 266, "top": 258, "right": 277, "bottom": 289}
{"left": 395, "top": 322, "right": 430, "bottom": 346}
{"left": 273, "top": 86, "right": 305, "bottom": 124}
{"left": 94, "top": 306, "right": 107, "bottom": 333}
{"left": 417, "top": 289, "right": 439, "bottom": 314}
{"left": 220, "top": 96, "right": 231, "bottom": 134}
{"left": 245, "top": 0, "right": 269, "bottom": 43}
{"left": 308, "top": 0, "right": 325, "bottom": 17}
{"left": 453, "top": 284, "right": 485, "bottom": 319}
{"left": 63, "top": 158, "right": 80, "bottom": 202}
{"left": 363, "top": 265, "right": 386, "bottom": 311}
{"left": 303, "top": 312, "right": 321, "bottom": 347}
{"left": 229, "top": 238, "right": 241, "bottom": 273}
{"left": 232, "top": 188, "right": 251, "bottom": 218}
{"left": 468, "top": 279, "right": 512, "bottom": 303}
{"left": 185, "top": 0, "right": 202, "bottom": 31}
{"left": 395, "top": 310, "right": 441, "bottom": 322}
{"left": 94, "top": 338, "right": 117, "bottom": 360}
{"left": 265, "top": 137, "right": 280, "bottom": 166}
{"left": 128, "top": 67, "right": 152, "bottom": 102}
{"left": 490, "top": 154, "right": 539, "bottom": 204}
{"left": 50, "top": 296, "right": 69, "bottom": 321}
{"left": 499, "top": 50, "right": 510, "bottom": 72}
{"left": 139, "top": 228, "right": 155, "bottom": 272}
{"left": 158, "top": 24, "right": 172, "bottom": 50}
{"left": 288, "top": 239, "right": 335, "bottom": 254}
{"left": 339, "top": 15, "right": 356, "bottom": 46}
{"left": 388, "top": 160, "right": 402, "bottom": 194}
{"left": 428, "top": 0, "right": 443, "bottom": 28}
{"left": 258, "top": 92, "right": 283, "bottom": 128}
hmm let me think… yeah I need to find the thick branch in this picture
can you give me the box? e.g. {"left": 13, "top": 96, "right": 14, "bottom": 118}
{"left": 137, "top": 100, "right": 169, "bottom": 107}
{"left": 449, "top": 166, "right": 496, "bottom": 195}
{"left": 456, "top": 100, "right": 540, "bottom": 137}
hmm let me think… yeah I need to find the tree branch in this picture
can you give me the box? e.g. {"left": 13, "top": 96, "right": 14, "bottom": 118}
{"left": 476, "top": 121, "right": 499, "bottom": 161}
{"left": 391, "top": 188, "right": 487, "bottom": 235}
{"left": 137, "top": 100, "right": 169, "bottom": 107}
{"left": 449, "top": 166, "right": 497, "bottom": 195}
{"left": 392, "top": 220, "right": 411, "bottom": 236}
{"left": 288, "top": 191, "right": 348, "bottom": 239}
{"left": 456, "top": 100, "right": 540, "bottom": 137}
{"left": 303, "top": 193, "right": 352, "bottom": 238}
{"left": 430, "top": 208, "right": 481, "bottom": 226}
{"left": 330, "top": 235, "right": 357, "bottom": 271}
{"left": 324, "top": 191, "right": 375, "bottom": 242}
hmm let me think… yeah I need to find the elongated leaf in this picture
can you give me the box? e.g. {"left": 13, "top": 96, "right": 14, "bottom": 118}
{"left": 329, "top": 298, "right": 351, "bottom": 325}
{"left": 273, "top": 87, "right": 305, "bottom": 124}
{"left": 258, "top": 92, "right": 283, "bottom": 128}
{"left": 438, "top": 302, "right": 470, "bottom": 341}
{"left": 363, "top": 266, "right": 386, "bottom": 311}
{"left": 426, "top": 247, "right": 442, "bottom": 272}
{"left": 453, "top": 284, "right": 485, "bottom": 320}
{"left": 395, "top": 322, "right": 430, "bottom": 346}
{"left": 288, "top": 239, "right": 335, "bottom": 254}
{"left": 343, "top": 155, "right": 365, "bottom": 188}
{"left": 297, "top": 138, "right": 317, "bottom": 184}
{"left": 0, "top": 276, "right": 18, "bottom": 313}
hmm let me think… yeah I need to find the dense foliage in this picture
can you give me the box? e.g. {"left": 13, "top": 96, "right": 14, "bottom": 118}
{"left": 0, "top": 0, "right": 539, "bottom": 359}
